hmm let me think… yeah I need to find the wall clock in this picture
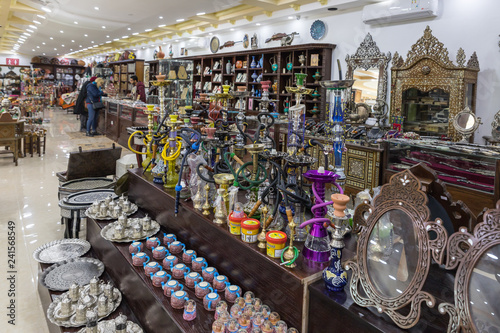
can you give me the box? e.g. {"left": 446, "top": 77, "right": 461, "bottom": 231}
{"left": 210, "top": 37, "right": 220, "bottom": 53}
{"left": 310, "top": 20, "right": 326, "bottom": 40}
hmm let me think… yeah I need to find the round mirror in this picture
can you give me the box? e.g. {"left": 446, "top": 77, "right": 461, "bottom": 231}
{"left": 457, "top": 112, "right": 474, "bottom": 130}
{"left": 468, "top": 243, "right": 500, "bottom": 331}
{"left": 366, "top": 209, "right": 419, "bottom": 298}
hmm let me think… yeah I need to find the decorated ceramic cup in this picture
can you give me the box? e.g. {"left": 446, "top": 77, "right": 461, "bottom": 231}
{"left": 182, "top": 249, "right": 196, "bottom": 264}
{"left": 152, "top": 246, "right": 169, "bottom": 260}
{"left": 131, "top": 252, "right": 149, "bottom": 266}
{"left": 143, "top": 261, "right": 162, "bottom": 275}
{"left": 184, "top": 272, "right": 203, "bottom": 289}
{"left": 150, "top": 270, "right": 170, "bottom": 288}
{"left": 128, "top": 241, "right": 142, "bottom": 255}
{"left": 203, "top": 292, "right": 221, "bottom": 311}
{"left": 162, "top": 279, "right": 183, "bottom": 297}
{"left": 171, "top": 263, "right": 190, "bottom": 280}
{"left": 192, "top": 257, "right": 208, "bottom": 272}
{"left": 163, "top": 233, "right": 177, "bottom": 246}
{"left": 194, "top": 281, "right": 213, "bottom": 299}
{"left": 213, "top": 275, "right": 229, "bottom": 292}
{"left": 171, "top": 290, "right": 189, "bottom": 309}
{"left": 146, "top": 236, "right": 161, "bottom": 250}
{"left": 163, "top": 255, "right": 178, "bottom": 271}
{"left": 168, "top": 241, "right": 185, "bottom": 254}
{"left": 202, "top": 266, "right": 218, "bottom": 283}
{"left": 225, "top": 285, "right": 242, "bottom": 303}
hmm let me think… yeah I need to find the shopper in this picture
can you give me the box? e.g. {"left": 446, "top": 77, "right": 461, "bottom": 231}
{"left": 129, "top": 75, "right": 146, "bottom": 102}
{"left": 74, "top": 76, "right": 96, "bottom": 132}
{"left": 86, "top": 77, "right": 105, "bottom": 137}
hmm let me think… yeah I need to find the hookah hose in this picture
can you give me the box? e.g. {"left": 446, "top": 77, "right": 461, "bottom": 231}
{"left": 235, "top": 120, "right": 252, "bottom": 144}
{"left": 299, "top": 178, "right": 344, "bottom": 229}
{"left": 223, "top": 152, "right": 268, "bottom": 190}
{"left": 304, "top": 139, "right": 329, "bottom": 169}
{"left": 174, "top": 128, "right": 201, "bottom": 216}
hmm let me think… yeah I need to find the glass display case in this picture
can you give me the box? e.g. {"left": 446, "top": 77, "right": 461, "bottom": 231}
{"left": 386, "top": 139, "right": 500, "bottom": 194}
{"left": 120, "top": 105, "right": 134, "bottom": 120}
{"left": 158, "top": 59, "right": 193, "bottom": 114}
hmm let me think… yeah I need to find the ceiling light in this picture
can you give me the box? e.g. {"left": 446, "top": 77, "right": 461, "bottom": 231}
{"left": 91, "top": 41, "right": 94, "bottom": 43}
{"left": 127, "top": 27, "right": 131, "bottom": 30}
{"left": 41, "top": 7, "right": 51, "bottom": 12}
{"left": 29, "top": 25, "right": 37, "bottom": 29}
{"left": 71, "top": 40, "right": 75, "bottom": 43}
{"left": 106, "top": 41, "right": 111, "bottom": 43}
{"left": 62, "top": 44, "right": 65, "bottom": 47}
{"left": 94, "top": 6, "right": 99, "bottom": 10}
{"left": 32, "top": 49, "right": 35, "bottom": 52}
{"left": 26, "top": 29, "right": 34, "bottom": 33}
{"left": 74, "top": 21, "right": 78, "bottom": 24}
{"left": 122, "top": 36, "right": 129, "bottom": 39}
{"left": 57, "top": 53, "right": 59, "bottom": 55}
{"left": 132, "top": 32, "right": 139, "bottom": 35}
{"left": 60, "top": 30, "right": 64, "bottom": 33}
{"left": 197, "top": 12, "right": 205, "bottom": 16}
{"left": 50, "top": 37, "right": 53, "bottom": 39}
{"left": 145, "top": 29, "right": 152, "bottom": 32}
{"left": 113, "top": 38, "right": 119, "bottom": 41}
{"left": 23, "top": 33, "right": 31, "bottom": 36}
{"left": 159, "top": 16, "right": 163, "bottom": 19}
{"left": 37, "top": 46, "right": 40, "bottom": 48}
{"left": 43, "top": 53, "right": 46, "bottom": 55}
{"left": 209, "top": 32, "right": 213, "bottom": 35}
{"left": 158, "top": 24, "right": 166, "bottom": 27}
{"left": 33, "top": 20, "right": 41, "bottom": 25}
{"left": 42, "top": 42, "right": 46, "bottom": 45}
{"left": 288, "top": 16, "right": 294, "bottom": 19}
{"left": 37, "top": 15, "right": 46, "bottom": 19}
{"left": 93, "top": 45, "right": 98, "bottom": 47}
{"left": 175, "top": 39, "right": 179, "bottom": 42}
{"left": 176, "top": 19, "right": 185, "bottom": 22}
{"left": 256, "top": 23, "right": 261, "bottom": 26}
{"left": 79, "top": 45, "right": 82, "bottom": 47}
{"left": 102, "top": 26, "right": 106, "bottom": 29}
{"left": 70, "top": 49, "right": 73, "bottom": 51}
{"left": 54, "top": 48, "right": 57, "bottom": 50}
{"left": 230, "top": 28, "right": 235, "bottom": 31}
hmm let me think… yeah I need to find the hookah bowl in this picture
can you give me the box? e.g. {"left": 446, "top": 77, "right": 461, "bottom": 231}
{"left": 300, "top": 169, "right": 338, "bottom": 263}
{"left": 323, "top": 193, "right": 351, "bottom": 292}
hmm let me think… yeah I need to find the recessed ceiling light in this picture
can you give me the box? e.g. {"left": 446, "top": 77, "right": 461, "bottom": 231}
{"left": 43, "top": 52, "right": 46, "bottom": 55}
{"left": 60, "top": 30, "right": 64, "bottom": 33}
{"left": 113, "top": 38, "right": 119, "bottom": 41}
{"left": 159, "top": 16, "right": 163, "bottom": 19}
{"left": 71, "top": 40, "right": 75, "bottom": 43}
{"left": 54, "top": 48, "right": 57, "bottom": 50}
{"left": 106, "top": 35, "right": 110, "bottom": 38}
{"left": 41, "top": 7, "right": 51, "bottom": 12}
{"left": 256, "top": 23, "right": 261, "bottom": 26}
{"left": 94, "top": 6, "right": 99, "bottom": 10}
{"left": 79, "top": 45, "right": 82, "bottom": 47}
{"left": 57, "top": 53, "right": 59, "bottom": 55}
{"left": 74, "top": 21, "right": 78, "bottom": 24}
{"left": 26, "top": 29, "right": 34, "bottom": 33}
{"left": 50, "top": 37, "right": 53, "bottom": 39}
{"left": 230, "top": 28, "right": 235, "bottom": 31}
{"left": 62, "top": 44, "right": 65, "bottom": 47}
{"left": 176, "top": 19, "right": 185, "bottom": 22}
{"left": 197, "top": 12, "right": 205, "bottom": 16}
{"left": 122, "top": 36, "right": 129, "bottom": 39}
{"left": 288, "top": 16, "right": 294, "bottom": 19}
{"left": 33, "top": 20, "right": 41, "bottom": 25}
{"left": 106, "top": 41, "right": 111, "bottom": 43}
{"left": 145, "top": 29, "right": 152, "bottom": 32}
{"left": 36, "top": 46, "right": 40, "bottom": 48}
{"left": 158, "top": 24, "right": 166, "bottom": 27}
{"left": 23, "top": 32, "right": 31, "bottom": 36}
{"left": 37, "top": 15, "right": 46, "bottom": 19}
{"left": 132, "top": 32, "right": 139, "bottom": 35}
{"left": 32, "top": 49, "right": 35, "bottom": 51}
{"left": 42, "top": 42, "right": 46, "bottom": 45}
{"left": 102, "top": 26, "right": 106, "bottom": 29}
{"left": 127, "top": 27, "right": 131, "bottom": 30}
{"left": 91, "top": 41, "right": 94, "bottom": 43}
{"left": 70, "top": 48, "right": 73, "bottom": 51}
{"left": 209, "top": 32, "right": 213, "bottom": 35}
{"left": 29, "top": 25, "right": 37, "bottom": 29}
{"left": 175, "top": 39, "right": 179, "bottom": 42}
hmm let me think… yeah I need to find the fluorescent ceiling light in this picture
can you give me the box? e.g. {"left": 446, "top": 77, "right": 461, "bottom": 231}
{"left": 37, "top": 46, "right": 40, "bottom": 48}
{"left": 71, "top": 40, "right": 75, "bottom": 42}
{"left": 132, "top": 32, "right": 139, "bottom": 35}
{"left": 106, "top": 41, "right": 111, "bottom": 43}
{"left": 158, "top": 24, "right": 166, "bottom": 27}
{"left": 41, "top": 7, "right": 51, "bottom": 12}
{"left": 197, "top": 12, "right": 205, "bottom": 16}
{"left": 61, "top": 44, "right": 65, "bottom": 47}
{"left": 176, "top": 19, "right": 185, "bottom": 22}
{"left": 113, "top": 38, "right": 119, "bottom": 41}
{"left": 122, "top": 36, "right": 129, "bottom": 39}
{"left": 37, "top": 15, "right": 46, "bottom": 19}
{"left": 159, "top": 16, "right": 163, "bottom": 19}
{"left": 54, "top": 48, "right": 57, "bottom": 50}
{"left": 145, "top": 29, "right": 152, "bottom": 32}
{"left": 256, "top": 23, "right": 261, "bottom": 26}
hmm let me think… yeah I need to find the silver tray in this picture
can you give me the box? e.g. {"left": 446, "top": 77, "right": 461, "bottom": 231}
{"left": 76, "top": 319, "right": 143, "bottom": 333}
{"left": 100, "top": 219, "right": 160, "bottom": 243}
{"left": 41, "top": 258, "right": 105, "bottom": 291}
{"left": 85, "top": 203, "right": 138, "bottom": 221}
{"left": 47, "top": 283, "right": 122, "bottom": 327}
{"left": 33, "top": 239, "right": 91, "bottom": 264}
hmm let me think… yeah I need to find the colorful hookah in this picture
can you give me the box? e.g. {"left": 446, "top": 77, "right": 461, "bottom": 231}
{"left": 299, "top": 167, "right": 342, "bottom": 262}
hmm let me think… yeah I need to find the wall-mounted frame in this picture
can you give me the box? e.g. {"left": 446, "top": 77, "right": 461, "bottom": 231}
{"left": 347, "top": 169, "right": 448, "bottom": 329}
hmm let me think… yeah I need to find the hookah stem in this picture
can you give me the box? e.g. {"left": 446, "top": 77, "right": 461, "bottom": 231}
{"left": 307, "top": 139, "right": 328, "bottom": 169}
{"left": 299, "top": 182, "right": 333, "bottom": 228}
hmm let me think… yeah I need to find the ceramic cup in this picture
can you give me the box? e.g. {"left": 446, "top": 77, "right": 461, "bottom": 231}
{"left": 131, "top": 252, "right": 149, "bottom": 266}
{"left": 163, "top": 233, "right": 177, "bottom": 246}
{"left": 143, "top": 261, "right": 162, "bottom": 275}
{"left": 168, "top": 241, "right": 185, "bottom": 254}
{"left": 162, "top": 279, "right": 183, "bottom": 297}
{"left": 184, "top": 272, "right": 203, "bottom": 289}
{"left": 163, "top": 255, "right": 178, "bottom": 271}
{"left": 192, "top": 257, "right": 208, "bottom": 272}
{"left": 171, "top": 263, "right": 190, "bottom": 280}
{"left": 150, "top": 271, "right": 170, "bottom": 288}
{"left": 202, "top": 266, "right": 218, "bottom": 283}
{"left": 146, "top": 236, "right": 161, "bottom": 250}
{"left": 203, "top": 292, "right": 221, "bottom": 311}
{"left": 213, "top": 275, "right": 229, "bottom": 292}
{"left": 225, "top": 285, "right": 242, "bottom": 303}
{"left": 152, "top": 246, "right": 169, "bottom": 260}
{"left": 171, "top": 290, "right": 189, "bottom": 309}
{"left": 128, "top": 241, "right": 142, "bottom": 255}
{"left": 194, "top": 281, "right": 213, "bottom": 299}
{"left": 182, "top": 249, "right": 196, "bottom": 264}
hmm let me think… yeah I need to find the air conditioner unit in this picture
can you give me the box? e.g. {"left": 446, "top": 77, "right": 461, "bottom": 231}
{"left": 362, "top": 0, "right": 438, "bottom": 25}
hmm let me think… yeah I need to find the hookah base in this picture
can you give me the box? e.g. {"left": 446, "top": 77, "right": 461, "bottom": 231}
{"left": 153, "top": 177, "right": 164, "bottom": 184}
{"left": 302, "top": 246, "right": 330, "bottom": 263}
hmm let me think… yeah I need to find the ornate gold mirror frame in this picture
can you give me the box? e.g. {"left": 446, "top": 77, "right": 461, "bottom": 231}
{"left": 346, "top": 32, "right": 391, "bottom": 120}
{"left": 440, "top": 201, "right": 500, "bottom": 333}
{"left": 391, "top": 26, "right": 480, "bottom": 140}
{"left": 347, "top": 169, "right": 448, "bottom": 329}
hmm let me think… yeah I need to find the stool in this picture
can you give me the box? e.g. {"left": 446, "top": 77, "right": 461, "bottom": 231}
{"left": 59, "top": 189, "right": 117, "bottom": 238}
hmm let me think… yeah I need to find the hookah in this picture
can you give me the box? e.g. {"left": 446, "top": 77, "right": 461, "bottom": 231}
{"left": 127, "top": 104, "right": 159, "bottom": 172}
{"left": 230, "top": 90, "right": 251, "bottom": 159}
{"left": 161, "top": 114, "right": 184, "bottom": 189}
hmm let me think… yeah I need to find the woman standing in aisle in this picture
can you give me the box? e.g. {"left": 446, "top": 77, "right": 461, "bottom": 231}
{"left": 85, "top": 77, "right": 105, "bottom": 137}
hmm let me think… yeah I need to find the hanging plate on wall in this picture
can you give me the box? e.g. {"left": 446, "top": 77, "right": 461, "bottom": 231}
{"left": 210, "top": 36, "right": 220, "bottom": 53}
{"left": 310, "top": 20, "right": 326, "bottom": 40}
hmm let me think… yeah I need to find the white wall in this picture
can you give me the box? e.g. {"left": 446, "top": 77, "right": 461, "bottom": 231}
{"left": 92, "top": 0, "right": 500, "bottom": 141}
{"left": 0, "top": 54, "right": 32, "bottom": 67}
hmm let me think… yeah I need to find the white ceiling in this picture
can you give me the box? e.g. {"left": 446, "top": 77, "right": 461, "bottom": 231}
{"left": 13, "top": 0, "right": 242, "bottom": 56}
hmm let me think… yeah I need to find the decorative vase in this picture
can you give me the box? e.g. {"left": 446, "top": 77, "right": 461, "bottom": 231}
{"left": 272, "top": 80, "right": 278, "bottom": 93}
{"left": 157, "top": 46, "right": 165, "bottom": 59}
{"left": 258, "top": 56, "right": 264, "bottom": 68}
{"left": 311, "top": 88, "right": 320, "bottom": 101}
{"left": 226, "top": 60, "right": 232, "bottom": 75}
{"left": 298, "top": 54, "right": 306, "bottom": 66}
{"left": 236, "top": 60, "right": 243, "bottom": 69}
{"left": 251, "top": 71, "right": 258, "bottom": 83}
{"left": 250, "top": 56, "right": 257, "bottom": 69}
{"left": 313, "top": 71, "right": 322, "bottom": 84}
{"left": 295, "top": 73, "right": 307, "bottom": 87}
{"left": 256, "top": 73, "right": 262, "bottom": 83}
{"left": 270, "top": 56, "right": 278, "bottom": 73}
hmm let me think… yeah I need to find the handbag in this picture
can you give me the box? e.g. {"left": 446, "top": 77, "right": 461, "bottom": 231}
{"left": 92, "top": 100, "right": 104, "bottom": 109}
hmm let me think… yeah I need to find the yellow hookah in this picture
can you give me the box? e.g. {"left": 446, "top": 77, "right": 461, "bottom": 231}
{"left": 128, "top": 104, "right": 156, "bottom": 171}
{"left": 161, "top": 114, "right": 183, "bottom": 188}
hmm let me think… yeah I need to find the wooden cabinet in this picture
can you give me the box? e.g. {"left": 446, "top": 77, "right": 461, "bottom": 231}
{"left": 31, "top": 63, "right": 85, "bottom": 90}
{"left": 107, "top": 59, "right": 145, "bottom": 95}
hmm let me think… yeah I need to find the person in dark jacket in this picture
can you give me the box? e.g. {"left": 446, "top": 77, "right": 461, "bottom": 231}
{"left": 129, "top": 75, "right": 146, "bottom": 102}
{"left": 74, "top": 76, "right": 96, "bottom": 131}
{"left": 85, "top": 77, "right": 105, "bottom": 137}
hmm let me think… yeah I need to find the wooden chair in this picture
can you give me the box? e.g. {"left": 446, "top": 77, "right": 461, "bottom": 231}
{"left": 0, "top": 113, "right": 21, "bottom": 166}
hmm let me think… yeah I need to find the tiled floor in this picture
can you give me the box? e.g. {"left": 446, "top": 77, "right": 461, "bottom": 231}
{"left": 0, "top": 108, "right": 129, "bottom": 332}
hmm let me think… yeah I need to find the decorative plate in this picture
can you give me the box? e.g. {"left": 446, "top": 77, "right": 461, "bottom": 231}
{"left": 243, "top": 34, "right": 249, "bottom": 49}
{"left": 41, "top": 258, "right": 105, "bottom": 291}
{"left": 210, "top": 36, "right": 220, "bottom": 54}
{"left": 85, "top": 203, "right": 138, "bottom": 221}
{"left": 47, "top": 283, "right": 122, "bottom": 327}
{"left": 76, "top": 319, "right": 143, "bottom": 332}
{"left": 33, "top": 239, "right": 91, "bottom": 264}
{"left": 310, "top": 20, "right": 326, "bottom": 40}
{"left": 100, "top": 219, "right": 160, "bottom": 243}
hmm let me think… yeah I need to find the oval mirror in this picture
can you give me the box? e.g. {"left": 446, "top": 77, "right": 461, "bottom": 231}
{"left": 367, "top": 209, "right": 419, "bottom": 298}
{"left": 468, "top": 243, "right": 500, "bottom": 331}
{"left": 457, "top": 112, "right": 474, "bottom": 130}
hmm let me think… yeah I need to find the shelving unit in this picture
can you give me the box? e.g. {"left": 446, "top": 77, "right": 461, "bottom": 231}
{"left": 107, "top": 59, "right": 145, "bottom": 95}
{"left": 31, "top": 63, "right": 85, "bottom": 89}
